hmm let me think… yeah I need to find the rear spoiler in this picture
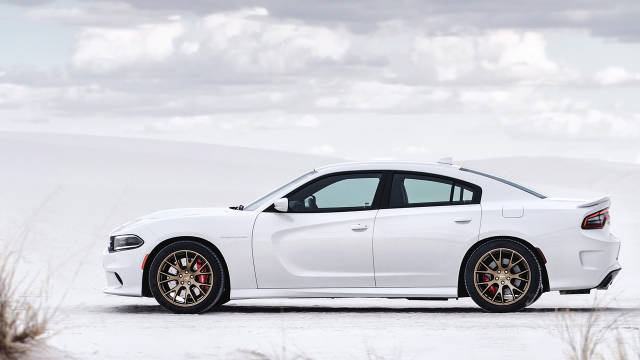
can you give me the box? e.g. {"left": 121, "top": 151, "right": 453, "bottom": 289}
{"left": 578, "top": 196, "right": 610, "bottom": 208}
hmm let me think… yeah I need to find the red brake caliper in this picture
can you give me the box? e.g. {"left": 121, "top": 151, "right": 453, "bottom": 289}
{"left": 484, "top": 274, "right": 496, "bottom": 295}
{"left": 195, "top": 259, "right": 207, "bottom": 290}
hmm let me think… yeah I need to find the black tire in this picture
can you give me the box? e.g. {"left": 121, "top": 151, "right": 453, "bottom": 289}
{"left": 149, "top": 240, "right": 226, "bottom": 314}
{"left": 528, "top": 288, "right": 543, "bottom": 306}
{"left": 464, "top": 239, "right": 542, "bottom": 312}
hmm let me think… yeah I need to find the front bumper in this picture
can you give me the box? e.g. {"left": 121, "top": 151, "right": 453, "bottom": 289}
{"left": 102, "top": 246, "right": 146, "bottom": 297}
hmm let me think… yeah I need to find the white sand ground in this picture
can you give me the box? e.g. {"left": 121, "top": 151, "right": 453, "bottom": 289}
{"left": 1, "top": 132, "right": 638, "bottom": 359}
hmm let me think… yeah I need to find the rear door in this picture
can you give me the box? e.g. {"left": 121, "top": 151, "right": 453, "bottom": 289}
{"left": 252, "top": 172, "right": 384, "bottom": 288}
{"left": 373, "top": 172, "right": 481, "bottom": 288}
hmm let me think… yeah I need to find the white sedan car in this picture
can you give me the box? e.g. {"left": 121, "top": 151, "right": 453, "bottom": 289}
{"left": 103, "top": 161, "right": 621, "bottom": 313}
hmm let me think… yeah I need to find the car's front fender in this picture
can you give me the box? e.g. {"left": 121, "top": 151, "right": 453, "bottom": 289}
{"left": 105, "top": 210, "right": 260, "bottom": 297}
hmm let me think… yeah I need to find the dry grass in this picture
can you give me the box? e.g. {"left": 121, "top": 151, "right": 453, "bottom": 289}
{"left": 235, "top": 340, "right": 399, "bottom": 360}
{"left": 0, "top": 250, "right": 54, "bottom": 359}
{"left": 235, "top": 349, "right": 312, "bottom": 360}
{"left": 558, "top": 296, "right": 638, "bottom": 360}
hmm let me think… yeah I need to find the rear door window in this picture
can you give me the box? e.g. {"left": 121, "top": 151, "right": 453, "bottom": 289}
{"left": 390, "top": 173, "right": 478, "bottom": 208}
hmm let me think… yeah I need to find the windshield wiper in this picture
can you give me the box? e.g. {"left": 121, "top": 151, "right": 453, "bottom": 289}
{"left": 229, "top": 205, "right": 244, "bottom": 210}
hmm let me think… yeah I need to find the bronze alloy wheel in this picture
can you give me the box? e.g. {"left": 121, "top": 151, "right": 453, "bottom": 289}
{"left": 473, "top": 248, "right": 531, "bottom": 305}
{"left": 157, "top": 250, "right": 214, "bottom": 307}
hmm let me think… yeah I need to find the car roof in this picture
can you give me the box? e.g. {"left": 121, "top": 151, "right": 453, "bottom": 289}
{"left": 314, "top": 161, "right": 461, "bottom": 174}
{"left": 314, "top": 161, "right": 547, "bottom": 200}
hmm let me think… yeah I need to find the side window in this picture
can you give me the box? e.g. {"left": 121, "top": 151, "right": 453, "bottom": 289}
{"left": 390, "top": 173, "right": 478, "bottom": 208}
{"left": 390, "top": 174, "right": 452, "bottom": 207}
{"left": 452, "top": 184, "right": 476, "bottom": 203}
{"left": 287, "top": 173, "right": 382, "bottom": 212}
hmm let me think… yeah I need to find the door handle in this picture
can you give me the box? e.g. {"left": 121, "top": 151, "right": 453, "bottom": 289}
{"left": 350, "top": 224, "right": 369, "bottom": 231}
{"left": 454, "top": 218, "right": 472, "bottom": 224}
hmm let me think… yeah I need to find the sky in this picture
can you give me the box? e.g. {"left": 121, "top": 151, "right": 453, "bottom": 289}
{"left": 1, "top": 0, "right": 640, "bottom": 162}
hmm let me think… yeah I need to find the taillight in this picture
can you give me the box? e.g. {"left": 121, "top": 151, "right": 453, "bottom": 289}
{"left": 582, "top": 208, "right": 610, "bottom": 229}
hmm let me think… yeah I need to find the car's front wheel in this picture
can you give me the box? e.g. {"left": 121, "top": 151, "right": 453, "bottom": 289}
{"left": 464, "top": 239, "right": 542, "bottom": 312}
{"left": 149, "top": 240, "right": 226, "bottom": 314}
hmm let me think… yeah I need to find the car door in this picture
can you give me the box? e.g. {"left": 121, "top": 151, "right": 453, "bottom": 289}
{"left": 373, "top": 172, "right": 481, "bottom": 288}
{"left": 252, "top": 172, "right": 384, "bottom": 288}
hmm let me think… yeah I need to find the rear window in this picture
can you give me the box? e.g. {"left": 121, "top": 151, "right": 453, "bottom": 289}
{"left": 460, "top": 168, "right": 546, "bottom": 199}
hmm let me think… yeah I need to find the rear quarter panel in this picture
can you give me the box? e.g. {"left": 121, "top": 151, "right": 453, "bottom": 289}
{"left": 480, "top": 199, "right": 618, "bottom": 290}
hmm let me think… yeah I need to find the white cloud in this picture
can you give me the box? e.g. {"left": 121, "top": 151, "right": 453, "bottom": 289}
{"left": 71, "top": 7, "right": 350, "bottom": 74}
{"left": 197, "top": 8, "right": 350, "bottom": 73}
{"left": 412, "top": 35, "right": 476, "bottom": 81}
{"left": 72, "top": 22, "right": 184, "bottom": 72}
{"left": 458, "top": 88, "right": 536, "bottom": 113}
{"left": 412, "top": 30, "right": 573, "bottom": 84}
{"left": 294, "top": 115, "right": 320, "bottom": 128}
{"left": 330, "top": 81, "right": 452, "bottom": 110}
{"left": 0, "top": 83, "right": 35, "bottom": 105}
{"left": 28, "top": 7, "right": 87, "bottom": 22}
{"left": 179, "top": 41, "right": 200, "bottom": 55}
{"left": 594, "top": 66, "right": 640, "bottom": 85}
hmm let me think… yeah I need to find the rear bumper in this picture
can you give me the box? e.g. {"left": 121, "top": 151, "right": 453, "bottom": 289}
{"left": 559, "top": 268, "right": 621, "bottom": 294}
{"left": 596, "top": 268, "right": 621, "bottom": 290}
{"left": 546, "top": 229, "right": 621, "bottom": 291}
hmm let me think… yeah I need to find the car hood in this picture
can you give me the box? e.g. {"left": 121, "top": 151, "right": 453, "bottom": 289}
{"left": 142, "top": 207, "right": 238, "bottom": 220}
{"left": 110, "top": 207, "right": 241, "bottom": 235}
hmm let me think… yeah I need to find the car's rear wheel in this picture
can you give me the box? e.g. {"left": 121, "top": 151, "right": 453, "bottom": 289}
{"left": 464, "top": 239, "right": 542, "bottom": 312}
{"left": 149, "top": 240, "right": 226, "bottom": 314}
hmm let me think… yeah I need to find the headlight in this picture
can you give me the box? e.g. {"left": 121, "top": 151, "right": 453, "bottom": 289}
{"left": 109, "top": 235, "right": 144, "bottom": 252}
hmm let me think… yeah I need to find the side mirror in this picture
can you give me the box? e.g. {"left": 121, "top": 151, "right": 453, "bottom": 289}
{"left": 273, "top": 198, "right": 289, "bottom": 212}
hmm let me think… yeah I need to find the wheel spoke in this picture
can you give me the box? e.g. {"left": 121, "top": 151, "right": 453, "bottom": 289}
{"left": 475, "top": 270, "right": 494, "bottom": 275}
{"left": 172, "top": 253, "right": 181, "bottom": 270}
{"left": 164, "top": 285, "right": 178, "bottom": 297}
{"left": 508, "top": 258, "right": 523, "bottom": 270}
{"left": 492, "top": 285, "right": 501, "bottom": 302}
{"left": 489, "top": 251, "right": 500, "bottom": 266}
{"left": 186, "top": 251, "right": 197, "bottom": 271}
{"left": 511, "top": 275, "right": 529, "bottom": 282}
{"left": 188, "top": 286, "right": 199, "bottom": 300}
{"left": 193, "top": 265, "right": 212, "bottom": 275}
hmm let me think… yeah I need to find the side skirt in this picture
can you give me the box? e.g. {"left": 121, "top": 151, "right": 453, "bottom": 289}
{"left": 230, "top": 287, "right": 458, "bottom": 300}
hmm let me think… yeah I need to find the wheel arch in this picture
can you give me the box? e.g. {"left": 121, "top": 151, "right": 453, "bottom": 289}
{"left": 141, "top": 236, "right": 231, "bottom": 299}
{"left": 456, "top": 235, "right": 550, "bottom": 298}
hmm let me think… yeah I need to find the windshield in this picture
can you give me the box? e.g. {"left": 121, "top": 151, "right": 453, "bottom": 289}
{"left": 243, "top": 170, "right": 317, "bottom": 211}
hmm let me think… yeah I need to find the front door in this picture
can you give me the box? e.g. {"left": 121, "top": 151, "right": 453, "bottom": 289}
{"left": 252, "top": 172, "right": 384, "bottom": 288}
